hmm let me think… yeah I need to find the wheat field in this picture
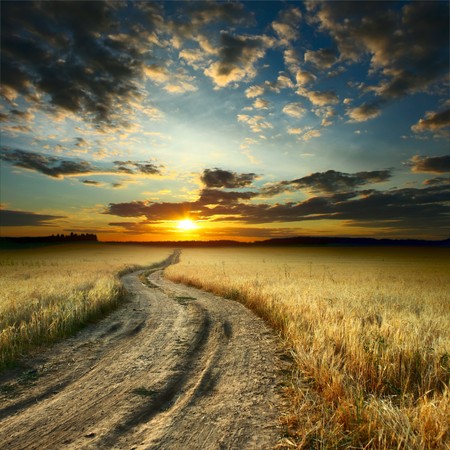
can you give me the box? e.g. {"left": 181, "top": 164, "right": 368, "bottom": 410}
{"left": 165, "top": 246, "right": 450, "bottom": 449}
{"left": 0, "top": 244, "right": 170, "bottom": 369}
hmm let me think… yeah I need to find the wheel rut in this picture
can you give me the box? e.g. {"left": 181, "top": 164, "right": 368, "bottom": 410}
{"left": 0, "top": 250, "right": 285, "bottom": 450}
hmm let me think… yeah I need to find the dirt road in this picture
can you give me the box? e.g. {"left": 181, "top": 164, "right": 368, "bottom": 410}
{"left": 0, "top": 251, "right": 286, "bottom": 449}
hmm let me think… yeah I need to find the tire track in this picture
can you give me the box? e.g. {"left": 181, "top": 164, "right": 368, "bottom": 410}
{"left": 0, "top": 251, "right": 284, "bottom": 449}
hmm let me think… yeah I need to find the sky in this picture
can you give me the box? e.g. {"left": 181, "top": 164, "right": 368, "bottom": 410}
{"left": 0, "top": 0, "right": 449, "bottom": 242}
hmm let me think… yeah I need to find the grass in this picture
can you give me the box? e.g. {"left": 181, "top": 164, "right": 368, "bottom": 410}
{"left": 165, "top": 246, "right": 450, "bottom": 449}
{"left": 0, "top": 243, "right": 171, "bottom": 369}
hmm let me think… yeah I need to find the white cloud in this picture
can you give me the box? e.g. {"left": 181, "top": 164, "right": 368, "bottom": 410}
{"left": 245, "top": 85, "right": 265, "bottom": 98}
{"left": 301, "top": 129, "right": 321, "bottom": 141}
{"left": 253, "top": 98, "right": 270, "bottom": 109}
{"left": 282, "top": 102, "right": 306, "bottom": 118}
{"left": 237, "top": 114, "right": 273, "bottom": 133}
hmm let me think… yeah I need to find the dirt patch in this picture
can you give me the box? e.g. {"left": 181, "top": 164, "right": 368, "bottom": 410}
{"left": 0, "top": 251, "right": 288, "bottom": 449}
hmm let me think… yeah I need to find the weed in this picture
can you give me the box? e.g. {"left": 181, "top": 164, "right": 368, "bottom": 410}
{"left": 132, "top": 387, "right": 157, "bottom": 397}
{"left": 174, "top": 296, "right": 196, "bottom": 305}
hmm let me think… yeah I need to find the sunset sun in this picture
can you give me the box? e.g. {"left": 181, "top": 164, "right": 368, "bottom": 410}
{"left": 177, "top": 219, "right": 197, "bottom": 231}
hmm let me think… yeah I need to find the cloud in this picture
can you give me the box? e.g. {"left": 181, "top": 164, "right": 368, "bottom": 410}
{"left": 283, "top": 48, "right": 301, "bottom": 73}
{"left": 347, "top": 102, "right": 382, "bottom": 122}
{"left": 304, "top": 48, "right": 338, "bottom": 69}
{"left": 282, "top": 102, "right": 306, "bottom": 118}
{"left": 237, "top": 114, "right": 273, "bottom": 133}
{"left": 0, "top": 148, "right": 162, "bottom": 179}
{"left": 82, "top": 180, "right": 103, "bottom": 186}
{"left": 301, "top": 129, "right": 321, "bottom": 141}
{"left": 409, "top": 155, "right": 450, "bottom": 174}
{"left": 144, "top": 65, "right": 197, "bottom": 94}
{"left": 199, "top": 188, "right": 258, "bottom": 205}
{"left": 182, "top": 2, "right": 253, "bottom": 28}
{"left": 179, "top": 48, "right": 208, "bottom": 70}
{"left": 113, "top": 160, "right": 161, "bottom": 176}
{"left": 104, "top": 183, "right": 449, "bottom": 235}
{"left": 200, "top": 168, "right": 257, "bottom": 188}
{"left": 311, "top": 1, "right": 449, "bottom": 102}
{"left": 314, "top": 106, "right": 337, "bottom": 127}
{"left": 253, "top": 98, "right": 270, "bottom": 109}
{"left": 262, "top": 169, "right": 392, "bottom": 196}
{"left": 0, "top": 209, "right": 65, "bottom": 226}
{"left": 0, "top": 1, "right": 166, "bottom": 128}
{"left": 271, "top": 6, "right": 302, "bottom": 45}
{"left": 245, "top": 85, "right": 265, "bottom": 98}
{"left": 1, "top": 108, "right": 35, "bottom": 123}
{"left": 423, "top": 177, "right": 448, "bottom": 186}
{"left": 291, "top": 170, "right": 391, "bottom": 193}
{"left": 204, "top": 32, "right": 270, "bottom": 87}
{"left": 295, "top": 70, "right": 316, "bottom": 86}
{"left": 411, "top": 109, "right": 450, "bottom": 133}
{"left": 298, "top": 89, "right": 339, "bottom": 106}
{"left": 1, "top": 148, "right": 94, "bottom": 178}
{"left": 264, "top": 74, "right": 295, "bottom": 93}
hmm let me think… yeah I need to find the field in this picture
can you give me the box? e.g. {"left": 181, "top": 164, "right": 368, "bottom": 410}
{"left": 0, "top": 244, "right": 171, "bottom": 369}
{"left": 1, "top": 243, "right": 449, "bottom": 448}
{"left": 165, "top": 246, "right": 450, "bottom": 449}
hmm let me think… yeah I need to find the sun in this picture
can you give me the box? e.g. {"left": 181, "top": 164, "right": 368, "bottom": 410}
{"left": 177, "top": 219, "right": 197, "bottom": 231}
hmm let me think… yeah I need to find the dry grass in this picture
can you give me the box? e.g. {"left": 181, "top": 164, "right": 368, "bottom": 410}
{"left": 165, "top": 246, "right": 450, "bottom": 449}
{"left": 0, "top": 243, "right": 170, "bottom": 369}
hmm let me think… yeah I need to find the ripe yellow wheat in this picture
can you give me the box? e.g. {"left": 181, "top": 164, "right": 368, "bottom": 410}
{"left": 165, "top": 246, "right": 450, "bottom": 449}
{"left": 0, "top": 244, "right": 170, "bottom": 368}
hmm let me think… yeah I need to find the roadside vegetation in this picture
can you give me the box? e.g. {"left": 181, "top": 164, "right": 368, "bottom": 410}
{"left": 0, "top": 244, "right": 170, "bottom": 369}
{"left": 165, "top": 246, "right": 450, "bottom": 449}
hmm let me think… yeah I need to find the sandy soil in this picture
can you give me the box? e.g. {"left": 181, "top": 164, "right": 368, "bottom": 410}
{"left": 0, "top": 251, "right": 288, "bottom": 449}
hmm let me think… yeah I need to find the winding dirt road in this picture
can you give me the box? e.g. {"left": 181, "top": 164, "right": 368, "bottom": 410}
{"left": 0, "top": 251, "right": 286, "bottom": 449}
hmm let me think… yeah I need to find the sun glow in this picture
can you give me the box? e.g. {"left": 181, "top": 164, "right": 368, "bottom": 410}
{"left": 177, "top": 219, "right": 197, "bottom": 231}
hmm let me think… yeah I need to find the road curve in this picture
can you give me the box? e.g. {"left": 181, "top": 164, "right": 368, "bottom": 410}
{"left": 0, "top": 251, "right": 285, "bottom": 449}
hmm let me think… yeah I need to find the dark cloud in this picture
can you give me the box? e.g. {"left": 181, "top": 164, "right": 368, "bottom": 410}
{"left": 169, "top": 1, "right": 253, "bottom": 52}
{"left": 411, "top": 109, "right": 450, "bottom": 133}
{"left": 113, "top": 160, "right": 161, "bottom": 176}
{"left": 409, "top": 155, "right": 450, "bottom": 174}
{"left": 105, "top": 186, "right": 257, "bottom": 222}
{"left": 304, "top": 48, "right": 338, "bottom": 69}
{"left": 310, "top": 1, "right": 449, "bottom": 118}
{"left": 1, "top": 109, "right": 35, "bottom": 122}
{"left": 0, "top": 148, "right": 93, "bottom": 178}
{"left": 104, "top": 184, "right": 449, "bottom": 235}
{"left": 82, "top": 180, "right": 101, "bottom": 186}
{"left": 262, "top": 169, "right": 392, "bottom": 196}
{"left": 199, "top": 188, "right": 258, "bottom": 205}
{"left": 204, "top": 32, "right": 270, "bottom": 86}
{"left": 188, "top": 2, "right": 252, "bottom": 26}
{"left": 105, "top": 200, "right": 201, "bottom": 221}
{"left": 0, "top": 209, "right": 64, "bottom": 226}
{"left": 1, "top": 148, "right": 162, "bottom": 179}
{"left": 272, "top": 6, "right": 302, "bottom": 44}
{"left": 201, "top": 168, "right": 257, "bottom": 189}
{"left": 423, "top": 177, "right": 449, "bottom": 186}
{"left": 1, "top": 1, "right": 164, "bottom": 127}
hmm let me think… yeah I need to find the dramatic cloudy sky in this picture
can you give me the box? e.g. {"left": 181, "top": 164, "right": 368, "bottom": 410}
{"left": 1, "top": 1, "right": 449, "bottom": 241}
